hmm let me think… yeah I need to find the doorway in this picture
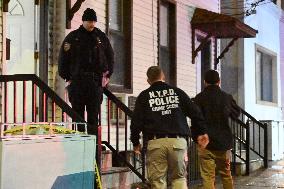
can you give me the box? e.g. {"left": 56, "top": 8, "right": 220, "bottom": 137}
{"left": 5, "top": 0, "right": 39, "bottom": 75}
{"left": 196, "top": 37, "right": 211, "bottom": 92}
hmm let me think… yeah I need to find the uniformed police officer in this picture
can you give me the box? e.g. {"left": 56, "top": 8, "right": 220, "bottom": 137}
{"left": 130, "top": 66, "right": 209, "bottom": 189}
{"left": 58, "top": 8, "right": 114, "bottom": 135}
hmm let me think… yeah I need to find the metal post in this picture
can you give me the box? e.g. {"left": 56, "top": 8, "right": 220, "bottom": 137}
{"left": 263, "top": 123, "right": 268, "bottom": 168}
{"left": 245, "top": 120, "right": 250, "bottom": 175}
{"left": 13, "top": 81, "right": 17, "bottom": 123}
{"left": 23, "top": 81, "right": 26, "bottom": 123}
{"left": 231, "top": 120, "right": 236, "bottom": 175}
{"left": 142, "top": 140, "right": 147, "bottom": 183}
{"left": 116, "top": 106, "right": 119, "bottom": 151}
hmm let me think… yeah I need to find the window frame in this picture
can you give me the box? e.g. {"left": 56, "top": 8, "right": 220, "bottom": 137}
{"left": 158, "top": 0, "right": 177, "bottom": 86}
{"left": 106, "top": 0, "right": 133, "bottom": 93}
{"left": 255, "top": 44, "right": 278, "bottom": 106}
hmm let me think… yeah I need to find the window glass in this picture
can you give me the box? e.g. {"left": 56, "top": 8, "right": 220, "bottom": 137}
{"left": 256, "top": 49, "right": 277, "bottom": 104}
{"left": 159, "top": 3, "right": 168, "bottom": 47}
{"left": 109, "top": 0, "right": 122, "bottom": 31}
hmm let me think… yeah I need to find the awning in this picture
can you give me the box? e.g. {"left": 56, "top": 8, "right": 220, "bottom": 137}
{"left": 191, "top": 8, "right": 258, "bottom": 38}
{"left": 190, "top": 8, "right": 258, "bottom": 66}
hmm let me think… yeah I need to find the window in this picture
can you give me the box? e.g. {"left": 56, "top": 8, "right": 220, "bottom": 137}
{"left": 7, "top": 0, "right": 24, "bottom": 16}
{"left": 159, "top": 0, "right": 176, "bottom": 86}
{"left": 107, "top": 0, "right": 132, "bottom": 93}
{"left": 109, "top": 97, "right": 124, "bottom": 124}
{"left": 255, "top": 47, "right": 277, "bottom": 104}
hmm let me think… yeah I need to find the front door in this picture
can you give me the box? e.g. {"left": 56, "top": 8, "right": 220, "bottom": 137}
{"left": 4, "top": 0, "right": 39, "bottom": 123}
{"left": 5, "top": 0, "right": 39, "bottom": 75}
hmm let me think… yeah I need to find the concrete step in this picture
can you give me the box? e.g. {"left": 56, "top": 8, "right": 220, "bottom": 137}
{"left": 100, "top": 150, "right": 144, "bottom": 189}
{"left": 101, "top": 167, "right": 141, "bottom": 189}
{"left": 233, "top": 158, "right": 264, "bottom": 175}
{"left": 233, "top": 150, "right": 264, "bottom": 175}
{"left": 101, "top": 150, "right": 112, "bottom": 169}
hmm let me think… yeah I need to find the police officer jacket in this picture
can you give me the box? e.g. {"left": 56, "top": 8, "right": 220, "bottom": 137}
{"left": 58, "top": 25, "right": 114, "bottom": 81}
{"left": 130, "top": 81, "right": 207, "bottom": 146}
{"left": 193, "top": 85, "right": 240, "bottom": 151}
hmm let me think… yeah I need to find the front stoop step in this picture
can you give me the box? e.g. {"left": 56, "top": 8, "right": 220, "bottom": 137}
{"left": 233, "top": 159, "right": 264, "bottom": 175}
{"left": 101, "top": 167, "right": 141, "bottom": 189}
{"left": 233, "top": 150, "right": 265, "bottom": 175}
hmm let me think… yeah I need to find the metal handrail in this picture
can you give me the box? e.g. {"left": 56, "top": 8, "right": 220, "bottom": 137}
{"left": 0, "top": 74, "right": 147, "bottom": 183}
{"left": 0, "top": 74, "right": 268, "bottom": 182}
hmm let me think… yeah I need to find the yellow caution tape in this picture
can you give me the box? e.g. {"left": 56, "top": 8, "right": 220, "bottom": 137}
{"left": 95, "top": 161, "right": 102, "bottom": 189}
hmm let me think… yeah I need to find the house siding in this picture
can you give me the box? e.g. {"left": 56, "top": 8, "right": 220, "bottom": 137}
{"left": 132, "top": 0, "right": 158, "bottom": 95}
{"left": 56, "top": 0, "right": 219, "bottom": 97}
{"left": 132, "top": 0, "right": 219, "bottom": 96}
{"left": 244, "top": 4, "right": 282, "bottom": 120}
{"left": 280, "top": 13, "right": 284, "bottom": 119}
{"left": 176, "top": 0, "right": 219, "bottom": 97}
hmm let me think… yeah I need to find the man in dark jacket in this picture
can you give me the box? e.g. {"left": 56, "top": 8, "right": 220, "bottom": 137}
{"left": 130, "top": 66, "right": 208, "bottom": 189}
{"left": 58, "top": 8, "right": 114, "bottom": 135}
{"left": 193, "top": 70, "right": 240, "bottom": 189}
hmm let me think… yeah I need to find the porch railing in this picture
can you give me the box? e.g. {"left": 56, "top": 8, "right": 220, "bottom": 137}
{"left": 101, "top": 88, "right": 146, "bottom": 182}
{"left": 0, "top": 74, "right": 146, "bottom": 183}
{"left": 0, "top": 74, "right": 268, "bottom": 184}
{"left": 230, "top": 109, "right": 268, "bottom": 175}
{"left": 0, "top": 74, "right": 84, "bottom": 123}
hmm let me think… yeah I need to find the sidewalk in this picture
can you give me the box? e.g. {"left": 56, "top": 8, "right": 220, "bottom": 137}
{"left": 233, "top": 159, "right": 284, "bottom": 189}
{"left": 192, "top": 160, "right": 284, "bottom": 189}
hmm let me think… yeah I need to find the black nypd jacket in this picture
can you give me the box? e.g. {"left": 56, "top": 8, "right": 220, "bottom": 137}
{"left": 130, "top": 81, "right": 207, "bottom": 146}
{"left": 58, "top": 25, "right": 114, "bottom": 81}
{"left": 193, "top": 85, "right": 240, "bottom": 151}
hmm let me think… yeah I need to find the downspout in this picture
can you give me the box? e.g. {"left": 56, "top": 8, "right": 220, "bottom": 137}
{"left": 53, "top": 0, "right": 67, "bottom": 121}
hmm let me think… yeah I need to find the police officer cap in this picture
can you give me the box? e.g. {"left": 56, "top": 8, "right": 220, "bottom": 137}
{"left": 82, "top": 8, "right": 97, "bottom": 21}
{"left": 205, "top": 70, "right": 220, "bottom": 84}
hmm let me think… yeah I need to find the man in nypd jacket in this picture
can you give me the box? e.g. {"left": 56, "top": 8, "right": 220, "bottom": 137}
{"left": 130, "top": 66, "right": 209, "bottom": 189}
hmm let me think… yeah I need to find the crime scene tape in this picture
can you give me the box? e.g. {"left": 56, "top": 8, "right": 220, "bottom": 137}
{"left": 95, "top": 161, "right": 102, "bottom": 189}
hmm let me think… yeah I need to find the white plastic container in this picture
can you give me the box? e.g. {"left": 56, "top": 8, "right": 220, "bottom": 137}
{"left": 0, "top": 123, "right": 96, "bottom": 189}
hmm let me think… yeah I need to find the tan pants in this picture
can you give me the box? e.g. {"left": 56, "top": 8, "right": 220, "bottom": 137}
{"left": 198, "top": 148, "right": 233, "bottom": 189}
{"left": 146, "top": 137, "right": 188, "bottom": 189}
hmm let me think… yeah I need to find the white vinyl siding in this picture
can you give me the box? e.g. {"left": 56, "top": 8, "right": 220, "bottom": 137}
{"left": 54, "top": 0, "right": 219, "bottom": 97}
{"left": 176, "top": 0, "right": 218, "bottom": 96}
{"left": 132, "top": 0, "right": 158, "bottom": 95}
{"left": 255, "top": 48, "right": 278, "bottom": 104}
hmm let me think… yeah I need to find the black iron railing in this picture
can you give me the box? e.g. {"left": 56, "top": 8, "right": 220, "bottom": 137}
{"left": 0, "top": 74, "right": 268, "bottom": 185}
{"left": 0, "top": 74, "right": 147, "bottom": 183}
{"left": 101, "top": 88, "right": 146, "bottom": 182}
{"left": 0, "top": 74, "right": 84, "bottom": 123}
{"left": 230, "top": 109, "right": 268, "bottom": 175}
